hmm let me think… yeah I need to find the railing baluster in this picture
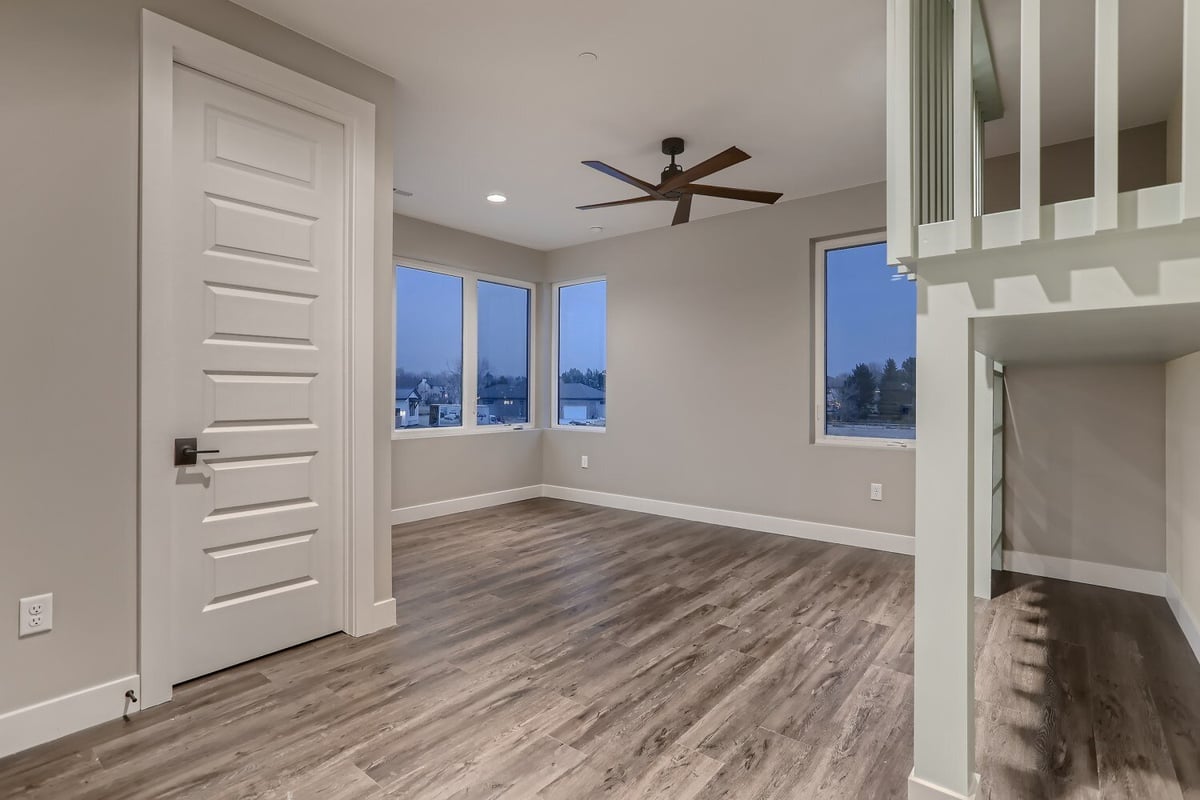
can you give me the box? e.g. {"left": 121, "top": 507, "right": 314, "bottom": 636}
{"left": 1094, "top": 0, "right": 1119, "bottom": 230}
{"left": 953, "top": 0, "right": 974, "bottom": 249}
{"left": 888, "top": 0, "right": 915, "bottom": 263}
{"left": 1020, "top": 0, "right": 1041, "bottom": 240}
{"left": 1184, "top": 0, "right": 1200, "bottom": 218}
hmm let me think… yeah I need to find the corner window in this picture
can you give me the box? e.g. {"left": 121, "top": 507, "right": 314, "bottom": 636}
{"left": 395, "top": 261, "right": 533, "bottom": 435}
{"left": 815, "top": 236, "right": 916, "bottom": 447}
{"left": 553, "top": 279, "right": 607, "bottom": 429}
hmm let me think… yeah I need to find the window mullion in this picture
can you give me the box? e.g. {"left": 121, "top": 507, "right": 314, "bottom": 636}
{"left": 463, "top": 276, "right": 480, "bottom": 430}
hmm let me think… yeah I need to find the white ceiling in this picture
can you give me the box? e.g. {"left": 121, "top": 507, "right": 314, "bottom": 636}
{"left": 230, "top": 0, "right": 1182, "bottom": 251}
{"left": 975, "top": 303, "right": 1200, "bottom": 365}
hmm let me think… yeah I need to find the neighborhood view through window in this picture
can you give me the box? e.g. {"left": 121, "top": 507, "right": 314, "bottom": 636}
{"left": 395, "top": 265, "right": 533, "bottom": 431}
{"left": 477, "top": 280, "right": 530, "bottom": 426}
{"left": 823, "top": 242, "right": 916, "bottom": 441}
{"left": 557, "top": 280, "right": 607, "bottom": 427}
{"left": 395, "top": 266, "right": 464, "bottom": 429}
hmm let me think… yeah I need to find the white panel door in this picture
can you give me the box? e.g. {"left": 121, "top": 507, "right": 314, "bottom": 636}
{"left": 169, "top": 64, "right": 345, "bottom": 683}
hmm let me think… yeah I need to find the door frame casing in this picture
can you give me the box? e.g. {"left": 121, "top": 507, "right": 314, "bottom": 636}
{"left": 139, "top": 11, "right": 378, "bottom": 708}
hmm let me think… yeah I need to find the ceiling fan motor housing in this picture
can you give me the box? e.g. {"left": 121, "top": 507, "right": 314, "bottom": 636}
{"left": 661, "top": 137, "right": 685, "bottom": 157}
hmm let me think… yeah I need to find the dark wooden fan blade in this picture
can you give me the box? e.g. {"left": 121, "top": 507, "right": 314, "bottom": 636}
{"left": 576, "top": 196, "right": 662, "bottom": 210}
{"left": 672, "top": 193, "right": 693, "bottom": 226}
{"left": 581, "top": 161, "right": 666, "bottom": 198}
{"left": 686, "top": 184, "right": 783, "bottom": 204}
{"left": 658, "top": 146, "right": 750, "bottom": 194}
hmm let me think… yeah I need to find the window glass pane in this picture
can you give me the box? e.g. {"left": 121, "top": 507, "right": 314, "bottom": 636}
{"left": 477, "top": 281, "right": 530, "bottom": 426}
{"left": 824, "top": 243, "right": 916, "bottom": 440}
{"left": 395, "top": 266, "right": 463, "bottom": 429}
{"left": 557, "top": 280, "right": 607, "bottom": 427}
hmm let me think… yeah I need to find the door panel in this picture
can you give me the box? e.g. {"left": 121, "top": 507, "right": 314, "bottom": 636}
{"left": 170, "top": 64, "right": 345, "bottom": 683}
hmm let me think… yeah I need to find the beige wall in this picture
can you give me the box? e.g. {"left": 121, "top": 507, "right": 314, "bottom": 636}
{"left": 543, "top": 184, "right": 917, "bottom": 536}
{"left": 0, "top": 0, "right": 394, "bottom": 715}
{"left": 391, "top": 215, "right": 548, "bottom": 509}
{"left": 1167, "top": 90, "right": 1183, "bottom": 184}
{"left": 1167, "top": 352, "right": 1200, "bottom": 624}
{"left": 983, "top": 122, "right": 1169, "bottom": 213}
{"left": 1003, "top": 364, "right": 1166, "bottom": 571}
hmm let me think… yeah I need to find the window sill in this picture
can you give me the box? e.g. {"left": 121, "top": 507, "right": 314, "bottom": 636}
{"left": 550, "top": 424, "right": 607, "bottom": 434}
{"left": 813, "top": 436, "right": 916, "bottom": 451}
{"left": 392, "top": 425, "right": 537, "bottom": 441}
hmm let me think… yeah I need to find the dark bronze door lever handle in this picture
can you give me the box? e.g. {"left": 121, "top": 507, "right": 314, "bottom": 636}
{"left": 174, "top": 437, "right": 220, "bottom": 466}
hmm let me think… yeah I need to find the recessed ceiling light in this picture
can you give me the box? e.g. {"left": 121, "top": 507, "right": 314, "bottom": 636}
{"left": 486, "top": 193, "right": 507, "bottom": 203}
{"left": 589, "top": 226, "right": 604, "bottom": 234}
{"left": 578, "top": 51, "right": 598, "bottom": 61}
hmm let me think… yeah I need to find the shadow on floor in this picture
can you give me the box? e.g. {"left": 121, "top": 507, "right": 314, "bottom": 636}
{"left": 975, "top": 571, "right": 1200, "bottom": 799}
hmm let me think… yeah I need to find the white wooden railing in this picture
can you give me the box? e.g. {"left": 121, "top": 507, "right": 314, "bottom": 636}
{"left": 888, "top": 0, "right": 1200, "bottom": 266}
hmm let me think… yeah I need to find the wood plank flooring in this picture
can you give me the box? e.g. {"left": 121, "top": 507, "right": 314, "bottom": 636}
{"left": 1, "top": 498, "right": 1197, "bottom": 799}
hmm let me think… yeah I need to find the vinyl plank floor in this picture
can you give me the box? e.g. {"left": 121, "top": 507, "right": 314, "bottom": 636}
{"left": 1, "top": 499, "right": 1197, "bottom": 799}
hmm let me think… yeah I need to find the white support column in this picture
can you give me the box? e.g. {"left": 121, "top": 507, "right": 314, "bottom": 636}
{"left": 910, "top": 309, "right": 978, "bottom": 800}
{"left": 1020, "top": 0, "right": 1041, "bottom": 240}
{"left": 953, "top": 0, "right": 975, "bottom": 250}
{"left": 889, "top": 0, "right": 916, "bottom": 263}
{"left": 1094, "top": 0, "right": 1119, "bottom": 230}
{"left": 1184, "top": 0, "right": 1200, "bottom": 218}
{"left": 973, "top": 351, "right": 994, "bottom": 600}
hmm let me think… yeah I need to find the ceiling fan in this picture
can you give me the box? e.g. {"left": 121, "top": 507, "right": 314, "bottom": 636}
{"left": 577, "top": 137, "right": 783, "bottom": 226}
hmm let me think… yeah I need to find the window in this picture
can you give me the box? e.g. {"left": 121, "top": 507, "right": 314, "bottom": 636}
{"left": 553, "top": 279, "right": 607, "bottom": 429}
{"left": 395, "top": 261, "right": 533, "bottom": 434}
{"left": 477, "top": 281, "right": 530, "bottom": 426}
{"left": 815, "top": 236, "right": 916, "bottom": 446}
{"left": 395, "top": 266, "right": 463, "bottom": 429}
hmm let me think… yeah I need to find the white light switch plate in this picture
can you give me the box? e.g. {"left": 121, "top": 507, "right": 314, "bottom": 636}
{"left": 870, "top": 483, "right": 883, "bottom": 501}
{"left": 19, "top": 593, "right": 52, "bottom": 637}
{"left": 581, "top": 455, "right": 589, "bottom": 469}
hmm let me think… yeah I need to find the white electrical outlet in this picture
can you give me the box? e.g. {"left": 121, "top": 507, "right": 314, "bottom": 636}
{"left": 581, "top": 455, "right": 589, "bottom": 469}
{"left": 19, "top": 593, "right": 53, "bottom": 637}
{"left": 870, "top": 483, "right": 884, "bottom": 502}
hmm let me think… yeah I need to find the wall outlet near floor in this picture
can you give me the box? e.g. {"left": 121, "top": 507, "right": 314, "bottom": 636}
{"left": 870, "top": 483, "right": 883, "bottom": 502}
{"left": 580, "top": 455, "right": 589, "bottom": 469}
{"left": 19, "top": 593, "right": 53, "bottom": 637}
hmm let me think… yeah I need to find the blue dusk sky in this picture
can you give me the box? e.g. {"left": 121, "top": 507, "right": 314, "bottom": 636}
{"left": 394, "top": 267, "right": 554, "bottom": 379}
{"left": 395, "top": 267, "right": 463, "bottom": 375}
{"left": 825, "top": 242, "right": 916, "bottom": 376}
{"left": 557, "top": 280, "right": 606, "bottom": 374}
{"left": 478, "top": 279, "right": 529, "bottom": 377}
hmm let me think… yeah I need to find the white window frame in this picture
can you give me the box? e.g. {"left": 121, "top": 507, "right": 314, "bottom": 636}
{"left": 813, "top": 231, "right": 916, "bottom": 450}
{"left": 392, "top": 256, "right": 536, "bottom": 439}
{"left": 551, "top": 276, "right": 608, "bottom": 433}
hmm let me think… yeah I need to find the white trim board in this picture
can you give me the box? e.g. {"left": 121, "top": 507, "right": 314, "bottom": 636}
{"left": 908, "top": 770, "right": 979, "bottom": 800}
{"left": 391, "top": 484, "right": 914, "bottom": 555}
{"left": 1002, "top": 550, "right": 1166, "bottom": 596}
{"left": 371, "top": 597, "right": 397, "bottom": 632}
{"left": 0, "top": 674, "right": 139, "bottom": 760}
{"left": 542, "top": 485, "right": 915, "bottom": 555}
{"left": 1166, "top": 576, "right": 1200, "bottom": 666}
{"left": 391, "top": 485, "right": 544, "bottom": 525}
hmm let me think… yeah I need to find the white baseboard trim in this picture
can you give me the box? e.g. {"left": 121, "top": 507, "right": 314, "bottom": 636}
{"left": 541, "top": 484, "right": 915, "bottom": 556}
{"left": 390, "top": 485, "right": 543, "bottom": 525}
{"left": 0, "top": 674, "right": 139, "bottom": 759}
{"left": 1001, "top": 550, "right": 1166, "bottom": 596}
{"left": 371, "top": 597, "right": 397, "bottom": 632}
{"left": 908, "top": 771, "right": 979, "bottom": 800}
{"left": 1166, "top": 575, "right": 1200, "bottom": 666}
{"left": 390, "top": 483, "right": 915, "bottom": 555}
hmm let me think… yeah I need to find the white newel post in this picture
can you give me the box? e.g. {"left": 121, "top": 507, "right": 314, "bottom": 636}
{"left": 909, "top": 301, "right": 978, "bottom": 800}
